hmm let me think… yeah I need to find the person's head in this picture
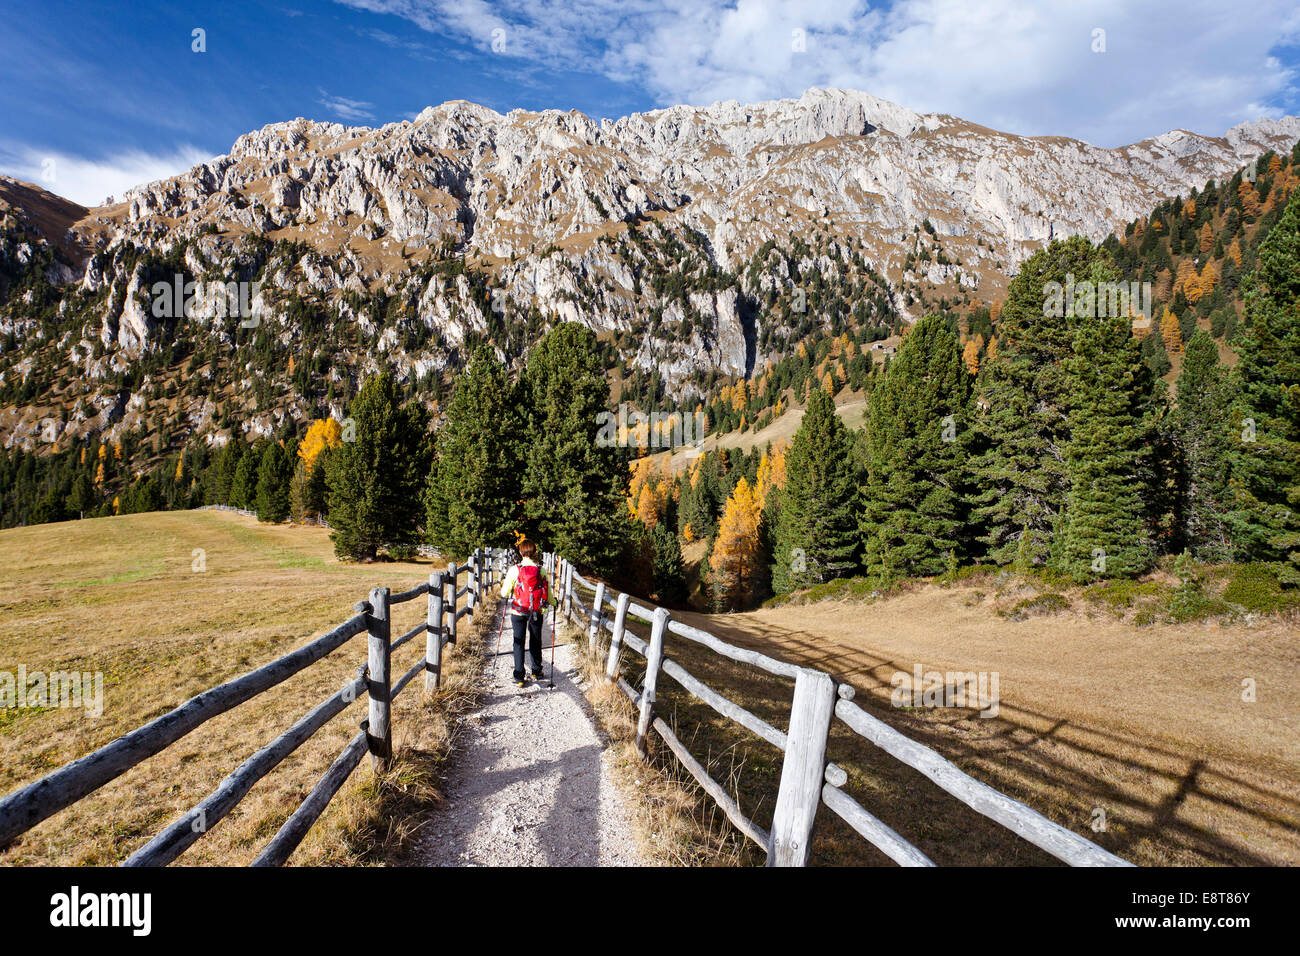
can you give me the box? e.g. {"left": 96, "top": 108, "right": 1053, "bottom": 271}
{"left": 518, "top": 540, "right": 537, "bottom": 561}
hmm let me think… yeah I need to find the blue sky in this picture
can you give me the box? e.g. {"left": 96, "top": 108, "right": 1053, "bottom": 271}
{"left": 2, "top": 0, "right": 1299, "bottom": 206}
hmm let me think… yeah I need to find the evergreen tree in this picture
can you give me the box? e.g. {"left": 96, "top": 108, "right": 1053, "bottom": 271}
{"left": 650, "top": 522, "right": 689, "bottom": 607}
{"left": 66, "top": 473, "right": 95, "bottom": 518}
{"left": 770, "top": 388, "right": 859, "bottom": 593}
{"left": 860, "top": 315, "right": 973, "bottom": 579}
{"left": 679, "top": 456, "right": 720, "bottom": 540}
{"left": 1055, "top": 314, "right": 1156, "bottom": 580}
{"left": 208, "top": 436, "right": 243, "bottom": 505}
{"left": 327, "top": 371, "right": 431, "bottom": 561}
{"left": 1233, "top": 187, "right": 1300, "bottom": 582}
{"left": 425, "top": 347, "right": 523, "bottom": 556}
{"left": 230, "top": 443, "right": 259, "bottom": 511}
{"left": 1172, "top": 330, "right": 1237, "bottom": 560}
{"left": 304, "top": 454, "right": 330, "bottom": 520}
{"left": 970, "top": 236, "right": 1115, "bottom": 568}
{"left": 520, "top": 324, "right": 626, "bottom": 570}
{"left": 255, "top": 441, "right": 293, "bottom": 523}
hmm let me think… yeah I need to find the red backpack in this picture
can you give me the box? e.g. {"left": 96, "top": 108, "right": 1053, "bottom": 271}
{"left": 512, "top": 563, "right": 549, "bottom": 614}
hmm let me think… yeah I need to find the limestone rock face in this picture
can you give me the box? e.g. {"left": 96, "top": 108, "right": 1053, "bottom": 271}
{"left": 5, "top": 87, "right": 1296, "bottom": 450}
{"left": 104, "top": 88, "right": 1298, "bottom": 286}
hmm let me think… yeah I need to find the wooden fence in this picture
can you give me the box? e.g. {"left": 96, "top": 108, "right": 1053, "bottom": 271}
{"left": 0, "top": 547, "right": 508, "bottom": 866}
{"left": 545, "top": 553, "right": 1133, "bottom": 868}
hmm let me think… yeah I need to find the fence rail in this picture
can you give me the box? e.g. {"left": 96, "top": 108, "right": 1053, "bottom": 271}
{"left": 0, "top": 546, "right": 508, "bottom": 866}
{"left": 1, "top": 541, "right": 1131, "bottom": 868}
{"left": 550, "top": 555, "right": 1132, "bottom": 868}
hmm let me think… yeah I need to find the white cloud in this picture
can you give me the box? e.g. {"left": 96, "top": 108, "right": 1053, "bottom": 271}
{"left": 317, "top": 89, "right": 378, "bottom": 122}
{"left": 333, "top": 0, "right": 1300, "bottom": 145}
{"left": 0, "top": 142, "right": 214, "bottom": 207}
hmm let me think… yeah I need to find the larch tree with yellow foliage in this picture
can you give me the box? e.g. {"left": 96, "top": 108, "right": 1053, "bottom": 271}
{"left": 707, "top": 477, "right": 767, "bottom": 610}
{"left": 1160, "top": 307, "right": 1183, "bottom": 354}
{"left": 292, "top": 417, "right": 343, "bottom": 520}
{"left": 635, "top": 482, "right": 661, "bottom": 529}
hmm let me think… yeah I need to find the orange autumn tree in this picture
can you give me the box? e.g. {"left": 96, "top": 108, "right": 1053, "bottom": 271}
{"left": 707, "top": 477, "right": 766, "bottom": 610}
{"left": 962, "top": 335, "right": 982, "bottom": 374}
{"left": 1227, "top": 237, "right": 1242, "bottom": 267}
{"left": 627, "top": 457, "right": 651, "bottom": 515}
{"left": 292, "top": 417, "right": 343, "bottom": 521}
{"left": 753, "top": 439, "right": 788, "bottom": 511}
{"left": 1239, "top": 179, "right": 1261, "bottom": 218}
{"left": 298, "top": 417, "right": 343, "bottom": 469}
{"left": 1160, "top": 307, "right": 1183, "bottom": 354}
{"left": 635, "top": 482, "right": 661, "bottom": 529}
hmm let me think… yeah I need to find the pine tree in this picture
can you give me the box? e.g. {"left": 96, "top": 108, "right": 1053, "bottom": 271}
{"left": 1172, "top": 330, "right": 1237, "bottom": 560}
{"left": 970, "top": 237, "right": 1114, "bottom": 568}
{"left": 770, "top": 388, "right": 859, "bottom": 593}
{"left": 255, "top": 441, "right": 293, "bottom": 523}
{"left": 231, "top": 443, "right": 259, "bottom": 511}
{"left": 650, "top": 523, "right": 688, "bottom": 606}
{"left": 521, "top": 323, "right": 627, "bottom": 571}
{"left": 424, "top": 347, "right": 522, "bottom": 556}
{"left": 1055, "top": 314, "right": 1156, "bottom": 580}
{"left": 679, "top": 455, "right": 720, "bottom": 539}
{"left": 327, "top": 371, "right": 431, "bottom": 561}
{"left": 207, "top": 437, "right": 242, "bottom": 505}
{"left": 1233, "top": 187, "right": 1300, "bottom": 582}
{"left": 860, "top": 315, "right": 973, "bottom": 579}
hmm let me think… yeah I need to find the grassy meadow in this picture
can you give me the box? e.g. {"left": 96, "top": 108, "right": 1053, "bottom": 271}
{"left": 0, "top": 509, "right": 487, "bottom": 866}
{"left": 580, "top": 571, "right": 1300, "bottom": 866}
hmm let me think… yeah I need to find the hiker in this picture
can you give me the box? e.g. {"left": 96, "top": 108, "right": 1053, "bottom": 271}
{"left": 499, "top": 540, "right": 550, "bottom": 686}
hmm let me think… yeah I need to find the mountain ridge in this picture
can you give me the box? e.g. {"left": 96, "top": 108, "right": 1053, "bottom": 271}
{"left": 1, "top": 86, "right": 1297, "bottom": 460}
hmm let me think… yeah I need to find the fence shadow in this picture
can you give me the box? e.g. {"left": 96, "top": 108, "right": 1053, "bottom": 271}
{"left": 674, "top": 609, "right": 1300, "bottom": 866}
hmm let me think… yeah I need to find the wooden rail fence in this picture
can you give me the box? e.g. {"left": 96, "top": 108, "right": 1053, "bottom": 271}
{"left": 0, "top": 547, "right": 509, "bottom": 866}
{"left": 1, "top": 542, "right": 1132, "bottom": 868}
{"left": 545, "top": 553, "right": 1133, "bottom": 868}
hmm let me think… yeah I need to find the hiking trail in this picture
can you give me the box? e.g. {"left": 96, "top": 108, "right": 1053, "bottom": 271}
{"left": 414, "top": 601, "right": 646, "bottom": 866}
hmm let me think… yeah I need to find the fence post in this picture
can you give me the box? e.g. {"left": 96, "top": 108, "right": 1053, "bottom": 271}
{"left": 636, "top": 607, "right": 671, "bottom": 758}
{"left": 426, "top": 571, "right": 444, "bottom": 693}
{"left": 365, "top": 587, "right": 392, "bottom": 773}
{"left": 767, "top": 669, "right": 836, "bottom": 867}
{"left": 563, "top": 561, "right": 574, "bottom": 623}
{"left": 447, "top": 560, "right": 458, "bottom": 646}
{"left": 468, "top": 549, "right": 479, "bottom": 616}
{"left": 604, "top": 593, "right": 631, "bottom": 682}
{"left": 588, "top": 581, "right": 607, "bottom": 654}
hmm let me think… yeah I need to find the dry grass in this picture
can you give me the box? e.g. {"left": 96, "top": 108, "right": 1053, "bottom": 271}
{"left": 0, "top": 509, "right": 481, "bottom": 866}
{"left": 580, "top": 575, "right": 1300, "bottom": 867}
{"left": 562, "top": 618, "right": 750, "bottom": 866}
{"left": 304, "top": 608, "right": 492, "bottom": 866}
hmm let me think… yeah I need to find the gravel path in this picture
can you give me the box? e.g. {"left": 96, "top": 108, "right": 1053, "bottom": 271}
{"left": 415, "top": 602, "right": 646, "bottom": 867}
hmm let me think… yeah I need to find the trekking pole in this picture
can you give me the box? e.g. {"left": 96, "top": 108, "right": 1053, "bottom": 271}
{"left": 548, "top": 599, "right": 556, "bottom": 688}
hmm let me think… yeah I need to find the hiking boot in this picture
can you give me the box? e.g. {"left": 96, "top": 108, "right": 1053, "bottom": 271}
{"left": 515, "top": 679, "right": 527, "bottom": 687}
{"left": 531, "top": 671, "right": 545, "bottom": 680}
